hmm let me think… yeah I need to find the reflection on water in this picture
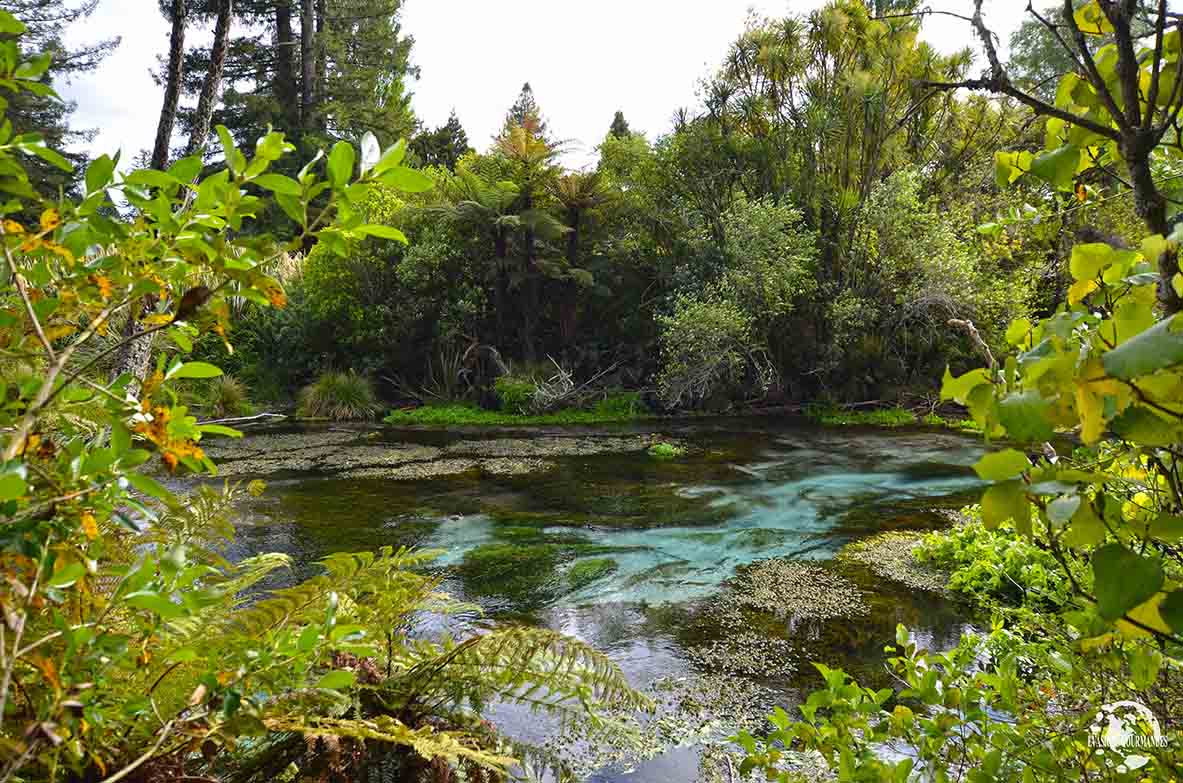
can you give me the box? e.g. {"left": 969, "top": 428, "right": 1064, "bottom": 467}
{"left": 220, "top": 418, "right": 986, "bottom": 781}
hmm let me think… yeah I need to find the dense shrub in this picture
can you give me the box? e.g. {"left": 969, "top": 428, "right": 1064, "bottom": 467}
{"left": 298, "top": 370, "right": 381, "bottom": 420}
{"left": 494, "top": 374, "right": 537, "bottom": 413}
{"left": 656, "top": 296, "right": 770, "bottom": 409}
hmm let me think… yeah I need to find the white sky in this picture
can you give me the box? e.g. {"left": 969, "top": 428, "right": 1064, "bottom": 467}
{"left": 57, "top": 0, "right": 1025, "bottom": 168}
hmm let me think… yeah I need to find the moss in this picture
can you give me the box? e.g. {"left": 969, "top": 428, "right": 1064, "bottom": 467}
{"left": 920, "top": 412, "right": 982, "bottom": 433}
{"left": 458, "top": 543, "right": 563, "bottom": 601}
{"left": 807, "top": 405, "right": 916, "bottom": 427}
{"left": 383, "top": 403, "right": 646, "bottom": 427}
{"left": 648, "top": 441, "right": 686, "bottom": 459}
{"left": 567, "top": 558, "right": 618, "bottom": 589}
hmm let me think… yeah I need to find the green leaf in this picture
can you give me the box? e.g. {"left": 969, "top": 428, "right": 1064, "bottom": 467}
{"left": 316, "top": 670, "right": 357, "bottom": 690}
{"left": 354, "top": 224, "right": 408, "bottom": 243}
{"left": 298, "top": 626, "right": 320, "bottom": 652}
{"left": 168, "top": 155, "right": 203, "bottom": 183}
{"left": 47, "top": 562, "right": 86, "bottom": 588}
{"left": 1069, "top": 242, "right": 1115, "bottom": 282}
{"left": 1029, "top": 145, "right": 1080, "bottom": 191}
{"left": 973, "top": 449, "right": 1029, "bottom": 481}
{"left": 21, "top": 142, "right": 72, "bottom": 172}
{"left": 940, "top": 366, "right": 991, "bottom": 404}
{"left": 1092, "top": 544, "right": 1163, "bottom": 621}
{"left": 1149, "top": 514, "right": 1183, "bottom": 542}
{"left": 1004, "top": 318, "right": 1032, "bottom": 347}
{"left": 0, "top": 472, "right": 27, "bottom": 502}
{"left": 85, "top": 154, "right": 116, "bottom": 195}
{"left": 1102, "top": 315, "right": 1183, "bottom": 379}
{"left": 1159, "top": 589, "right": 1183, "bottom": 633}
{"left": 125, "top": 591, "right": 185, "bottom": 619}
{"left": 327, "top": 141, "right": 355, "bottom": 187}
{"left": 125, "top": 473, "right": 175, "bottom": 504}
{"left": 198, "top": 424, "right": 242, "bottom": 438}
{"left": 168, "top": 361, "right": 223, "bottom": 380}
{"left": 0, "top": 10, "right": 28, "bottom": 33}
{"left": 378, "top": 165, "right": 434, "bottom": 193}
{"left": 981, "top": 480, "right": 1029, "bottom": 533}
{"left": 371, "top": 139, "right": 407, "bottom": 174}
{"left": 253, "top": 173, "right": 302, "bottom": 195}
{"left": 216, "top": 126, "right": 243, "bottom": 174}
{"left": 997, "top": 390, "right": 1054, "bottom": 442}
{"left": 1064, "top": 500, "right": 1106, "bottom": 548}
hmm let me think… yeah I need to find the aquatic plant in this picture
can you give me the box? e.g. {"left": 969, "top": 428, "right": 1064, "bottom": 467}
{"left": 839, "top": 531, "right": 949, "bottom": 593}
{"left": 732, "top": 559, "right": 869, "bottom": 620}
{"left": 298, "top": 370, "right": 381, "bottom": 420}
{"left": 806, "top": 405, "right": 916, "bottom": 427}
{"left": 568, "top": 557, "right": 618, "bottom": 589}
{"left": 647, "top": 441, "right": 686, "bottom": 458}
{"left": 384, "top": 402, "right": 645, "bottom": 426}
{"left": 204, "top": 374, "right": 254, "bottom": 418}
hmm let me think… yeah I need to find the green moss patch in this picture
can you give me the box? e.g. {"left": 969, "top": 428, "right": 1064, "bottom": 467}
{"left": 384, "top": 403, "right": 646, "bottom": 426}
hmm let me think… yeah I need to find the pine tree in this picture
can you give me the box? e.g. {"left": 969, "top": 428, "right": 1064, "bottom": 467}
{"left": 177, "top": 0, "right": 416, "bottom": 156}
{"left": 5, "top": 0, "right": 117, "bottom": 200}
{"left": 502, "top": 82, "right": 547, "bottom": 138}
{"left": 410, "top": 110, "right": 471, "bottom": 170}
{"left": 609, "top": 110, "right": 630, "bottom": 139}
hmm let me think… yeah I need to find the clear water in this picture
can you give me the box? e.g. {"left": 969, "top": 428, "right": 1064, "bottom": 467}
{"left": 218, "top": 417, "right": 987, "bottom": 780}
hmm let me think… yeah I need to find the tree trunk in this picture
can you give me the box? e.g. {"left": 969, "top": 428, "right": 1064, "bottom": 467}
{"left": 184, "top": 0, "right": 232, "bottom": 157}
{"left": 118, "top": 0, "right": 186, "bottom": 388}
{"left": 151, "top": 0, "right": 187, "bottom": 170}
{"left": 275, "top": 1, "right": 298, "bottom": 131}
{"left": 521, "top": 193, "right": 537, "bottom": 363}
{"left": 559, "top": 208, "right": 580, "bottom": 347}
{"left": 314, "top": 0, "right": 326, "bottom": 131}
{"left": 1125, "top": 140, "right": 1182, "bottom": 314}
{"left": 494, "top": 229, "right": 508, "bottom": 349}
{"left": 300, "top": 0, "right": 314, "bottom": 129}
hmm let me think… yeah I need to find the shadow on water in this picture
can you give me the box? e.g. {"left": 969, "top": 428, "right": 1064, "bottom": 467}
{"left": 217, "top": 417, "right": 986, "bottom": 781}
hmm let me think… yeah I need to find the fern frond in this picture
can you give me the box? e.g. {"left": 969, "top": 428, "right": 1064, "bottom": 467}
{"left": 395, "top": 627, "right": 652, "bottom": 722}
{"left": 262, "top": 715, "right": 515, "bottom": 771}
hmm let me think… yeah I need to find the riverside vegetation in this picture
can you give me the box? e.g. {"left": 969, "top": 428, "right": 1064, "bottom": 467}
{"left": 6, "top": 0, "right": 1183, "bottom": 781}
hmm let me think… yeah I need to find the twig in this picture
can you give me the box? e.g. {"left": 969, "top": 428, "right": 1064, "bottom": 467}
{"left": 948, "top": 318, "right": 996, "bottom": 370}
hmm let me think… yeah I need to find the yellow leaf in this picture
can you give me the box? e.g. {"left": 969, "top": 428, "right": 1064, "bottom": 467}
{"left": 1142, "top": 234, "right": 1167, "bottom": 262}
{"left": 1174, "top": 272, "right": 1183, "bottom": 299}
{"left": 141, "top": 314, "right": 173, "bottom": 327}
{"left": 43, "top": 324, "right": 75, "bottom": 341}
{"left": 1117, "top": 591, "right": 1173, "bottom": 638}
{"left": 39, "top": 208, "right": 59, "bottom": 231}
{"left": 80, "top": 512, "right": 97, "bottom": 540}
{"left": 1069, "top": 278, "right": 1098, "bottom": 304}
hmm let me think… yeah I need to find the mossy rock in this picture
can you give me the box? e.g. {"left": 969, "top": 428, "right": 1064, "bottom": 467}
{"left": 567, "top": 557, "right": 618, "bottom": 590}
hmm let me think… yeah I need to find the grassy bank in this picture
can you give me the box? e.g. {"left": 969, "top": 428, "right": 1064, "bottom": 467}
{"left": 383, "top": 402, "right": 648, "bottom": 427}
{"left": 805, "top": 405, "right": 979, "bottom": 432}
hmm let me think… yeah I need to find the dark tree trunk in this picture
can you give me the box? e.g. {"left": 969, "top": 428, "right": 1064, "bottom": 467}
{"left": 559, "top": 207, "right": 580, "bottom": 347}
{"left": 521, "top": 193, "right": 538, "bottom": 363}
{"left": 494, "top": 228, "right": 508, "bottom": 349}
{"left": 151, "top": 0, "right": 187, "bottom": 170}
{"left": 314, "top": 0, "right": 326, "bottom": 131}
{"left": 300, "top": 0, "right": 314, "bottom": 129}
{"left": 275, "top": 1, "right": 298, "bottom": 131}
{"left": 120, "top": 0, "right": 187, "bottom": 388}
{"left": 185, "top": 0, "right": 232, "bottom": 157}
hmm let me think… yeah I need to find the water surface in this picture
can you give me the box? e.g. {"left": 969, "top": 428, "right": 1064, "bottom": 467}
{"left": 220, "top": 418, "right": 985, "bottom": 780}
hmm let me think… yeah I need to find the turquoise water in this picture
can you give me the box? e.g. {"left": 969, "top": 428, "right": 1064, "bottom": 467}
{"left": 222, "top": 418, "right": 986, "bottom": 780}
